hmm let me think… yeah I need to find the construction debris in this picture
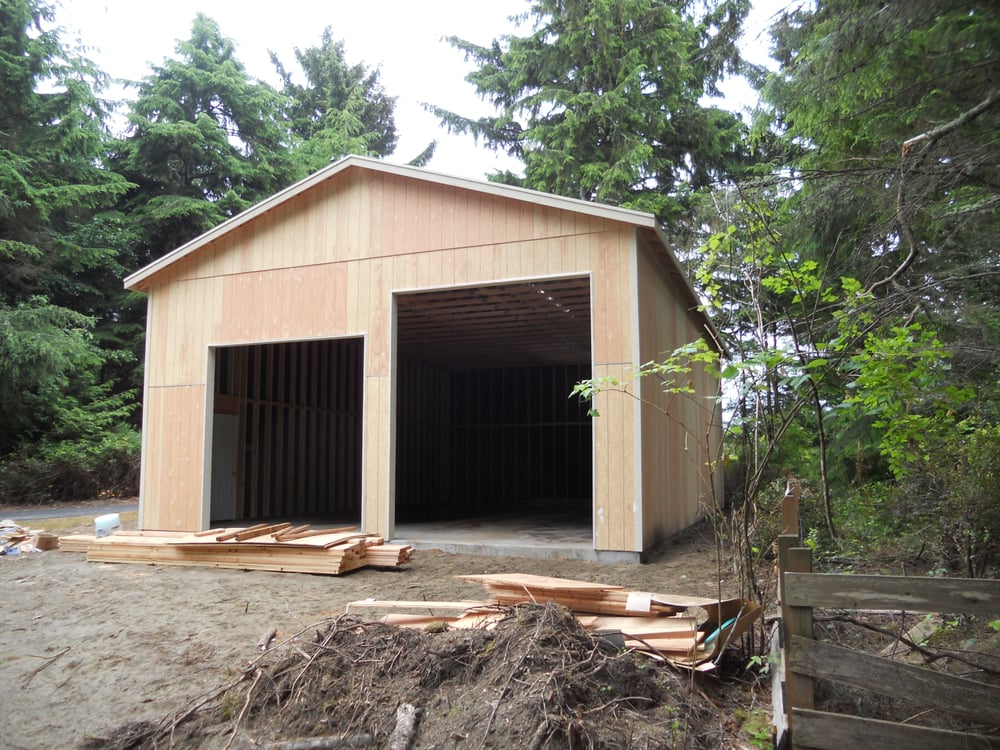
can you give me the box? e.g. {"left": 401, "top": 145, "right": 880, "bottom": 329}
{"left": 57, "top": 524, "right": 412, "bottom": 575}
{"left": 1, "top": 519, "right": 49, "bottom": 555}
{"left": 350, "top": 572, "right": 760, "bottom": 669}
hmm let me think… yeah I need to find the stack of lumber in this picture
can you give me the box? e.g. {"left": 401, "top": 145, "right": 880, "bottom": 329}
{"left": 351, "top": 573, "right": 760, "bottom": 669}
{"left": 58, "top": 522, "right": 412, "bottom": 575}
{"left": 458, "top": 573, "right": 684, "bottom": 616}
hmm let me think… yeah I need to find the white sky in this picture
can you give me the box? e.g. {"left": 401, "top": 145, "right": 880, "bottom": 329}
{"left": 57, "top": 0, "right": 783, "bottom": 181}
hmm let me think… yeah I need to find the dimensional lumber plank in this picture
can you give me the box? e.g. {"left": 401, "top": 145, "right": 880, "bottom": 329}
{"left": 88, "top": 541, "right": 360, "bottom": 575}
{"left": 216, "top": 523, "right": 271, "bottom": 542}
{"left": 230, "top": 522, "right": 292, "bottom": 541}
{"left": 788, "top": 635, "right": 1000, "bottom": 725}
{"left": 281, "top": 525, "right": 355, "bottom": 544}
{"left": 348, "top": 600, "right": 498, "bottom": 612}
{"left": 57, "top": 534, "right": 95, "bottom": 552}
{"left": 582, "top": 615, "right": 698, "bottom": 638}
{"left": 168, "top": 531, "right": 379, "bottom": 550}
{"left": 623, "top": 637, "right": 701, "bottom": 655}
{"left": 459, "top": 573, "right": 625, "bottom": 593}
{"left": 792, "top": 708, "right": 1000, "bottom": 750}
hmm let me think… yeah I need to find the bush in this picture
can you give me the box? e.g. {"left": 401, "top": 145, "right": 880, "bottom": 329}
{"left": 0, "top": 426, "right": 140, "bottom": 505}
{"left": 915, "top": 420, "right": 1000, "bottom": 577}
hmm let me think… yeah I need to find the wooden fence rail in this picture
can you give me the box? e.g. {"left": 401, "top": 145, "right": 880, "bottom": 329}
{"left": 774, "top": 485, "right": 1000, "bottom": 749}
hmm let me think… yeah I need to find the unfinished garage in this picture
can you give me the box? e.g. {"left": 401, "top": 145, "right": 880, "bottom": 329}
{"left": 125, "top": 155, "right": 722, "bottom": 560}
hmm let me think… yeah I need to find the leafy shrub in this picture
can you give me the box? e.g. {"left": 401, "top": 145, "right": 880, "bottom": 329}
{"left": 0, "top": 425, "right": 140, "bottom": 504}
{"left": 911, "top": 420, "right": 1000, "bottom": 577}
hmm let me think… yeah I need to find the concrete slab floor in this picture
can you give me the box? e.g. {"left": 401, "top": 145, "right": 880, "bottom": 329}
{"left": 391, "top": 511, "right": 640, "bottom": 563}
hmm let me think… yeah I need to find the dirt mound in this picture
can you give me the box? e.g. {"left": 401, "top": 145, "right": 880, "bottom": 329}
{"left": 81, "top": 602, "right": 726, "bottom": 749}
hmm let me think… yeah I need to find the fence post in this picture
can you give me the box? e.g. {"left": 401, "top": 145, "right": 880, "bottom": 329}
{"left": 784, "top": 544, "right": 815, "bottom": 749}
{"left": 782, "top": 481, "right": 801, "bottom": 535}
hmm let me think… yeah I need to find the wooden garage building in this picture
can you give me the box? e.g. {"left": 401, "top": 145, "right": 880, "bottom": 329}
{"left": 124, "top": 156, "right": 722, "bottom": 560}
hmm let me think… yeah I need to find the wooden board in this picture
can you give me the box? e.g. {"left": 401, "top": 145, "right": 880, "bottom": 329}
{"left": 458, "top": 573, "right": 625, "bottom": 593}
{"left": 785, "top": 573, "right": 1000, "bottom": 617}
{"left": 793, "top": 708, "right": 1000, "bottom": 750}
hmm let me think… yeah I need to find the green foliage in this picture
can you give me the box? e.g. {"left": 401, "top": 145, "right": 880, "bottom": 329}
{"left": 434, "top": 0, "right": 753, "bottom": 225}
{"left": 908, "top": 416, "right": 1000, "bottom": 577}
{"left": 838, "top": 324, "right": 974, "bottom": 477}
{"left": 0, "top": 0, "right": 131, "bottom": 306}
{"left": 271, "top": 28, "right": 399, "bottom": 170}
{"left": 571, "top": 338, "right": 720, "bottom": 418}
{"left": 757, "top": 0, "right": 999, "bottom": 406}
{"left": 0, "top": 424, "right": 140, "bottom": 504}
{"left": 111, "top": 13, "right": 298, "bottom": 266}
{"left": 0, "top": 298, "right": 136, "bottom": 456}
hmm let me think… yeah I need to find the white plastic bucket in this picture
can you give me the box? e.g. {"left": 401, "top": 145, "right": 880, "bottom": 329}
{"left": 94, "top": 513, "right": 122, "bottom": 538}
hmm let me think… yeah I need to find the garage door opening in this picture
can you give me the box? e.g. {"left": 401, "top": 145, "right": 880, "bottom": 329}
{"left": 209, "top": 338, "right": 363, "bottom": 525}
{"left": 394, "top": 277, "right": 593, "bottom": 538}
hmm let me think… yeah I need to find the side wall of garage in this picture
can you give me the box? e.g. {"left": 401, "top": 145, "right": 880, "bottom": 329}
{"left": 635, "top": 235, "right": 725, "bottom": 547}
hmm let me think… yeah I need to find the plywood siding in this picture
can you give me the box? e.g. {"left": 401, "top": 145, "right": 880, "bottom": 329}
{"left": 635, "top": 239, "right": 723, "bottom": 547}
{"left": 139, "top": 169, "right": 637, "bottom": 547}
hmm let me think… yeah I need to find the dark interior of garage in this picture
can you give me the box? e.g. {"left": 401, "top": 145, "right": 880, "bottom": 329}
{"left": 211, "top": 338, "right": 363, "bottom": 524}
{"left": 394, "top": 277, "right": 593, "bottom": 524}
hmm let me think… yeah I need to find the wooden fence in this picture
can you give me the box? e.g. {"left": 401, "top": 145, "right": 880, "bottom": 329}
{"left": 773, "top": 487, "right": 1000, "bottom": 749}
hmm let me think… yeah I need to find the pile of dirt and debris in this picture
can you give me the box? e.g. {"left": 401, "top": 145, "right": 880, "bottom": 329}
{"left": 82, "top": 602, "right": 735, "bottom": 749}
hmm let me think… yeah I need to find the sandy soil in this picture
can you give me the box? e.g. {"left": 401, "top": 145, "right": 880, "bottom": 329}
{"left": 0, "top": 520, "right": 734, "bottom": 750}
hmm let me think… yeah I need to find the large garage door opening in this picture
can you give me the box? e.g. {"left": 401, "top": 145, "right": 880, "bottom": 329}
{"left": 210, "top": 338, "right": 363, "bottom": 525}
{"left": 394, "top": 277, "right": 593, "bottom": 532}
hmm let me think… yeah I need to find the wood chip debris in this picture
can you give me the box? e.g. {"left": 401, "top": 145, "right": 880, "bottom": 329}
{"left": 57, "top": 523, "right": 412, "bottom": 575}
{"left": 350, "top": 572, "right": 760, "bottom": 669}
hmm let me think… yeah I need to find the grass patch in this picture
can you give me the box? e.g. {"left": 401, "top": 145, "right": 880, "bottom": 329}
{"left": 23, "top": 512, "right": 139, "bottom": 536}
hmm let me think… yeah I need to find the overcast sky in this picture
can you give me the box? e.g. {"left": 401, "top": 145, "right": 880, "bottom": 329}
{"left": 57, "top": 0, "right": 783, "bottom": 181}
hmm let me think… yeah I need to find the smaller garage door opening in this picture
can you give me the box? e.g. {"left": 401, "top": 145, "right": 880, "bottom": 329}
{"left": 210, "top": 338, "right": 363, "bottom": 525}
{"left": 394, "top": 278, "right": 593, "bottom": 530}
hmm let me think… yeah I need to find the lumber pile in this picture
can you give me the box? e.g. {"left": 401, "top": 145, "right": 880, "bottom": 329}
{"left": 58, "top": 522, "right": 412, "bottom": 575}
{"left": 351, "top": 572, "right": 760, "bottom": 669}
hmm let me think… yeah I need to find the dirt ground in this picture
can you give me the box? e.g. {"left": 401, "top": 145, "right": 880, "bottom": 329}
{"left": 0, "top": 513, "right": 761, "bottom": 749}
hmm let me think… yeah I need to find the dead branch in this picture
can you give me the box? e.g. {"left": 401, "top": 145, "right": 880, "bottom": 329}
{"left": 815, "top": 613, "right": 1000, "bottom": 677}
{"left": 262, "top": 736, "right": 374, "bottom": 749}
{"left": 22, "top": 646, "right": 71, "bottom": 688}
{"left": 901, "top": 89, "right": 1000, "bottom": 157}
{"left": 386, "top": 703, "right": 421, "bottom": 750}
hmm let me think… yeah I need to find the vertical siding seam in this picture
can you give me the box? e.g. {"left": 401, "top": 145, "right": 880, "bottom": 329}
{"left": 138, "top": 294, "right": 153, "bottom": 529}
{"left": 630, "top": 233, "right": 643, "bottom": 552}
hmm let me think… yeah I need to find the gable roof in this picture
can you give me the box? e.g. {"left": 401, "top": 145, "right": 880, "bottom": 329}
{"left": 123, "top": 155, "right": 658, "bottom": 291}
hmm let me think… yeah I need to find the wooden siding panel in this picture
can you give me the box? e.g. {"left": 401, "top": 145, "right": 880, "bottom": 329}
{"left": 141, "top": 384, "right": 206, "bottom": 531}
{"left": 591, "top": 362, "right": 637, "bottom": 551}
{"left": 218, "top": 265, "right": 349, "bottom": 344}
{"left": 368, "top": 259, "right": 390, "bottom": 375}
{"left": 362, "top": 374, "right": 390, "bottom": 536}
{"left": 635, "top": 241, "right": 721, "bottom": 546}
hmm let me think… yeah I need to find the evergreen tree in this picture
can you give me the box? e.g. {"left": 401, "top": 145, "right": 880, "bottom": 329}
{"left": 433, "top": 0, "right": 753, "bottom": 226}
{"left": 757, "top": 0, "right": 999, "bottom": 388}
{"left": 110, "top": 14, "right": 298, "bottom": 267}
{"left": 0, "top": 0, "right": 137, "bottom": 497}
{"left": 271, "top": 28, "right": 399, "bottom": 172}
{"left": 0, "top": 0, "right": 130, "bottom": 306}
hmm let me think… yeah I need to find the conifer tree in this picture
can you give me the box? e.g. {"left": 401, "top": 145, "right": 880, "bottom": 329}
{"left": 433, "top": 0, "right": 753, "bottom": 226}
